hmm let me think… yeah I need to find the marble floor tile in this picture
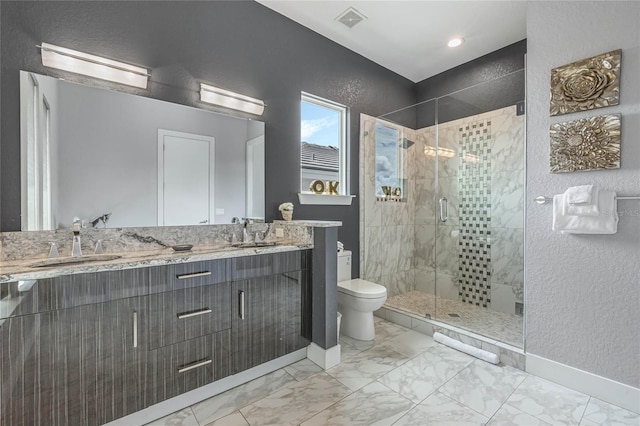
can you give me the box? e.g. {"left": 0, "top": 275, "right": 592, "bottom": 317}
{"left": 376, "top": 329, "right": 437, "bottom": 358}
{"left": 340, "top": 334, "right": 376, "bottom": 352}
{"left": 488, "top": 404, "right": 553, "bottom": 425}
{"left": 145, "top": 408, "right": 199, "bottom": 426}
{"left": 394, "top": 391, "right": 489, "bottom": 426}
{"left": 373, "top": 318, "right": 411, "bottom": 341}
{"left": 140, "top": 318, "right": 637, "bottom": 426}
{"left": 439, "top": 359, "right": 528, "bottom": 417}
{"left": 581, "top": 397, "right": 640, "bottom": 425}
{"left": 283, "top": 358, "right": 324, "bottom": 381}
{"left": 300, "top": 381, "right": 414, "bottom": 426}
{"left": 203, "top": 411, "right": 249, "bottom": 426}
{"left": 377, "top": 344, "right": 474, "bottom": 404}
{"left": 326, "top": 344, "right": 410, "bottom": 391}
{"left": 506, "top": 375, "right": 590, "bottom": 425}
{"left": 239, "top": 372, "right": 351, "bottom": 426}
{"left": 191, "top": 369, "right": 297, "bottom": 424}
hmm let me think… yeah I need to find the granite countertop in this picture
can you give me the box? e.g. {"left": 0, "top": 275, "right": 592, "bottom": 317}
{"left": 0, "top": 242, "right": 312, "bottom": 283}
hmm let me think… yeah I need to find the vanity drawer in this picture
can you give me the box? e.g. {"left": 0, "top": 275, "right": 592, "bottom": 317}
{"left": 147, "top": 282, "right": 231, "bottom": 349}
{"left": 230, "top": 250, "right": 307, "bottom": 280}
{"left": 0, "top": 268, "right": 150, "bottom": 319}
{"left": 149, "top": 259, "right": 229, "bottom": 293}
{"left": 150, "top": 330, "right": 231, "bottom": 400}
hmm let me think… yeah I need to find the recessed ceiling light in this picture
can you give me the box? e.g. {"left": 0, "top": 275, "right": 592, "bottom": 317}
{"left": 448, "top": 38, "right": 464, "bottom": 48}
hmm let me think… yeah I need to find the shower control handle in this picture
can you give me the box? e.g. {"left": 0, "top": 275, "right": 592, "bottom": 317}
{"left": 439, "top": 197, "right": 449, "bottom": 223}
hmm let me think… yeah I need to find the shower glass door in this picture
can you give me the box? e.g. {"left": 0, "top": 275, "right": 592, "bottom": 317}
{"left": 434, "top": 71, "right": 525, "bottom": 347}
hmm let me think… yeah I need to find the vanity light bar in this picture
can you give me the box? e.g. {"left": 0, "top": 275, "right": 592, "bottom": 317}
{"left": 200, "top": 83, "right": 265, "bottom": 115}
{"left": 39, "top": 42, "right": 149, "bottom": 89}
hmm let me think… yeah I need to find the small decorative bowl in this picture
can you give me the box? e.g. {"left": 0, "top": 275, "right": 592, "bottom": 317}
{"left": 171, "top": 244, "right": 194, "bottom": 252}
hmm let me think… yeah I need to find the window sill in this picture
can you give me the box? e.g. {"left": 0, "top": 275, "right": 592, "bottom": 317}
{"left": 298, "top": 193, "right": 356, "bottom": 206}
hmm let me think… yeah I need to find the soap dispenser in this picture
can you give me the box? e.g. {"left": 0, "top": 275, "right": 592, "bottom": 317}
{"left": 71, "top": 217, "right": 82, "bottom": 257}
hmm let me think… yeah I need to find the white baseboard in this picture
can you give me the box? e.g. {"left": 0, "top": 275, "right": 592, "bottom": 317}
{"left": 526, "top": 353, "right": 640, "bottom": 414}
{"left": 106, "top": 348, "right": 307, "bottom": 426}
{"left": 307, "top": 342, "right": 341, "bottom": 369}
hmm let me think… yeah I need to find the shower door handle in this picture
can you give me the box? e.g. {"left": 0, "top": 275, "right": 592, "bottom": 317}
{"left": 439, "top": 197, "right": 449, "bottom": 223}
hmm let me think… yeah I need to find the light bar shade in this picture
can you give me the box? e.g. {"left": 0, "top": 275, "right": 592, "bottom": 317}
{"left": 200, "top": 83, "right": 265, "bottom": 115}
{"left": 40, "top": 42, "right": 149, "bottom": 89}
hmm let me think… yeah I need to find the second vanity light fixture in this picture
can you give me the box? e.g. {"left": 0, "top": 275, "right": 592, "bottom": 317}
{"left": 200, "top": 83, "right": 265, "bottom": 116}
{"left": 39, "top": 42, "right": 150, "bottom": 89}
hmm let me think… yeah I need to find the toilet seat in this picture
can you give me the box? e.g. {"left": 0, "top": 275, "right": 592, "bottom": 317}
{"left": 337, "top": 279, "right": 387, "bottom": 299}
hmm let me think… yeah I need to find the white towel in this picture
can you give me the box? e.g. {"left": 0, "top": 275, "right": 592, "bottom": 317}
{"left": 563, "top": 187, "right": 600, "bottom": 216}
{"left": 553, "top": 191, "right": 618, "bottom": 234}
{"left": 565, "top": 185, "right": 595, "bottom": 204}
{"left": 433, "top": 332, "right": 500, "bottom": 364}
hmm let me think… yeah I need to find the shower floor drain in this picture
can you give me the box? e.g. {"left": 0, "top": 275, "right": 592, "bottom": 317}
{"left": 448, "top": 313, "right": 460, "bottom": 318}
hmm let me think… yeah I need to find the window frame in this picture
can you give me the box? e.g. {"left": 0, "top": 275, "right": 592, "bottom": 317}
{"left": 300, "top": 92, "right": 349, "bottom": 197}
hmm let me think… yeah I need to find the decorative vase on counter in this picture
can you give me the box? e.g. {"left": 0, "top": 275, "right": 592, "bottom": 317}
{"left": 278, "top": 202, "right": 294, "bottom": 221}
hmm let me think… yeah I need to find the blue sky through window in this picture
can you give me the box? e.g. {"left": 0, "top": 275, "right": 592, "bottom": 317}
{"left": 301, "top": 101, "right": 340, "bottom": 148}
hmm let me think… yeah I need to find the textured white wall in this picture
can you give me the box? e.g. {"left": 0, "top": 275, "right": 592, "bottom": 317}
{"left": 526, "top": 1, "right": 640, "bottom": 387}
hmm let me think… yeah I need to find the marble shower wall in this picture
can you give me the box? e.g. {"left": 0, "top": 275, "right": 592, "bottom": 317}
{"left": 359, "top": 115, "right": 417, "bottom": 297}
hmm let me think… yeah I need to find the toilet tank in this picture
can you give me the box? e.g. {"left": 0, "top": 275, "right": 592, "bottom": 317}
{"left": 337, "top": 250, "right": 352, "bottom": 282}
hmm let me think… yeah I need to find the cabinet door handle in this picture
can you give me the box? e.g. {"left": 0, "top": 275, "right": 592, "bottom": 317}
{"left": 177, "top": 271, "right": 212, "bottom": 280}
{"left": 133, "top": 311, "right": 138, "bottom": 348}
{"left": 177, "top": 358, "right": 212, "bottom": 373}
{"left": 239, "top": 290, "right": 245, "bottom": 320}
{"left": 177, "top": 308, "right": 212, "bottom": 319}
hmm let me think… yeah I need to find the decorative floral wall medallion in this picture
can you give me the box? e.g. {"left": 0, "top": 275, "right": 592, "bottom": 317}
{"left": 549, "top": 114, "right": 620, "bottom": 173}
{"left": 550, "top": 49, "right": 621, "bottom": 116}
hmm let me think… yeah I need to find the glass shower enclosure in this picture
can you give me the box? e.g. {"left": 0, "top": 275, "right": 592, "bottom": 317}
{"left": 360, "top": 70, "right": 525, "bottom": 348}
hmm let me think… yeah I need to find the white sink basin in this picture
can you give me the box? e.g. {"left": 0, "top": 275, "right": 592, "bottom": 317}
{"left": 29, "top": 254, "right": 122, "bottom": 268}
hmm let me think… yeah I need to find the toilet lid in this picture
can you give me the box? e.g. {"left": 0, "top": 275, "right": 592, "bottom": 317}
{"left": 338, "top": 279, "right": 387, "bottom": 299}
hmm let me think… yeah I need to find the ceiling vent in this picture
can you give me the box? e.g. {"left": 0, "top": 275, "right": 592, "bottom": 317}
{"left": 335, "top": 7, "right": 367, "bottom": 29}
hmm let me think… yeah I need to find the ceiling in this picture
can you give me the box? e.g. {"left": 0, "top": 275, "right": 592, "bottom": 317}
{"left": 257, "top": 1, "right": 527, "bottom": 83}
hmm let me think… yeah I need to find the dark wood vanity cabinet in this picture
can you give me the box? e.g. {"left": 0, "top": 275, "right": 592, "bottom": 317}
{"left": 0, "top": 249, "right": 311, "bottom": 425}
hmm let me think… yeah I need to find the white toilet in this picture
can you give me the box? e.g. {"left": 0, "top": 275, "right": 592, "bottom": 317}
{"left": 337, "top": 250, "right": 387, "bottom": 341}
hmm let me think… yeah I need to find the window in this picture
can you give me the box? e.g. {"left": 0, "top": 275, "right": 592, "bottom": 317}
{"left": 300, "top": 93, "right": 348, "bottom": 196}
{"left": 375, "top": 122, "right": 407, "bottom": 201}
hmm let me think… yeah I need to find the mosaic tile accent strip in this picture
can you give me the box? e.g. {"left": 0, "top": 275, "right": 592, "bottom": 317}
{"left": 458, "top": 120, "right": 492, "bottom": 308}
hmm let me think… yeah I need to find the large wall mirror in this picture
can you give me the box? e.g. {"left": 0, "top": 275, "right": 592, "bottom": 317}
{"left": 20, "top": 71, "right": 265, "bottom": 231}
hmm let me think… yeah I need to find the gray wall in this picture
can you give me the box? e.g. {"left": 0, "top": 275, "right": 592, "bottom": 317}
{"left": 55, "top": 77, "right": 248, "bottom": 228}
{"left": 0, "top": 1, "right": 416, "bottom": 275}
{"left": 526, "top": 1, "right": 640, "bottom": 387}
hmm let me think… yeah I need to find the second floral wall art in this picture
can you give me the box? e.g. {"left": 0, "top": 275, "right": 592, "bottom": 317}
{"left": 549, "top": 114, "right": 621, "bottom": 173}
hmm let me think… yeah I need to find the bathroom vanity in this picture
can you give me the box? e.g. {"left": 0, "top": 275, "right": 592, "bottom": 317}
{"left": 0, "top": 246, "right": 312, "bottom": 425}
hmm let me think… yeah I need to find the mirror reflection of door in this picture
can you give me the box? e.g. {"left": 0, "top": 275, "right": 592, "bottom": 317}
{"left": 21, "top": 72, "right": 54, "bottom": 231}
{"left": 157, "top": 129, "right": 214, "bottom": 226}
{"left": 246, "top": 135, "right": 265, "bottom": 219}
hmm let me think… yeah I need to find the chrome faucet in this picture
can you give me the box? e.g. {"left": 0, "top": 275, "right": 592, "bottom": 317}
{"left": 242, "top": 218, "right": 250, "bottom": 243}
{"left": 48, "top": 242, "right": 59, "bottom": 258}
{"left": 71, "top": 217, "right": 82, "bottom": 257}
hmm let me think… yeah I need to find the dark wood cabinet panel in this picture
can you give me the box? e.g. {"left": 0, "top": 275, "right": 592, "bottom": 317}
{"left": 0, "top": 296, "right": 148, "bottom": 426}
{"left": 231, "top": 269, "right": 311, "bottom": 373}
{"left": 147, "top": 282, "right": 231, "bottom": 349}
